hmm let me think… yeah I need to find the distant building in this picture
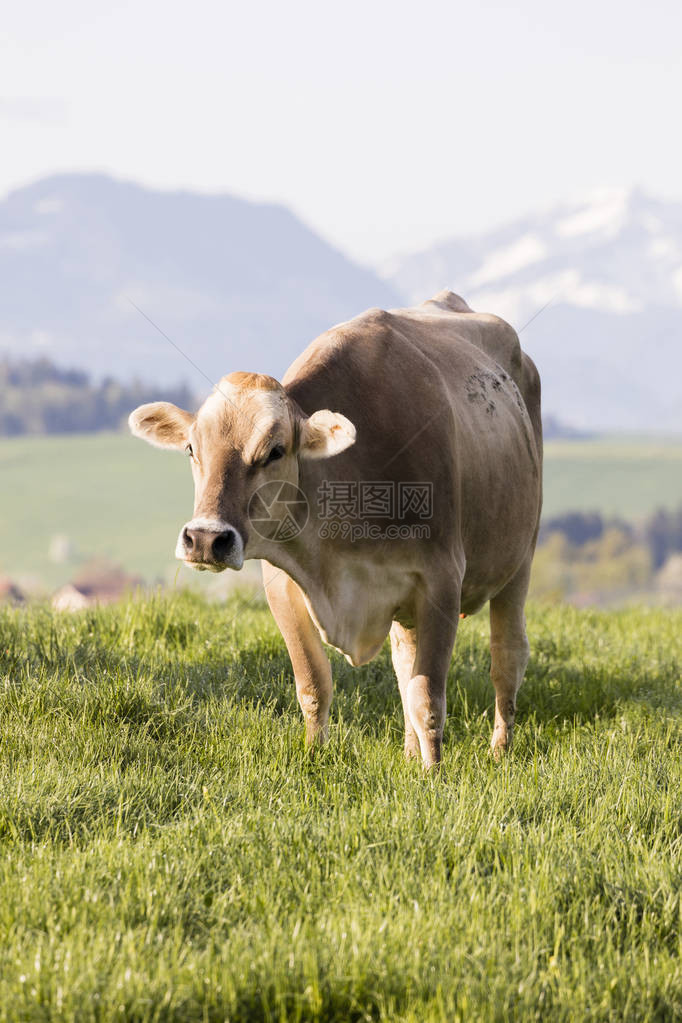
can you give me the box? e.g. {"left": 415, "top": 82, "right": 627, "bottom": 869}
{"left": 52, "top": 561, "right": 144, "bottom": 610}
{"left": 48, "top": 534, "right": 77, "bottom": 564}
{"left": 0, "top": 577, "right": 25, "bottom": 604}
{"left": 657, "top": 554, "right": 682, "bottom": 602}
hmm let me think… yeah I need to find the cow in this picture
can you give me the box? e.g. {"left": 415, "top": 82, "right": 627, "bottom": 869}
{"left": 129, "top": 291, "right": 542, "bottom": 768}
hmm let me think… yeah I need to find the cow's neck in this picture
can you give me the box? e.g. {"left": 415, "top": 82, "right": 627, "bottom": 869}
{"left": 254, "top": 461, "right": 404, "bottom": 664}
{"left": 261, "top": 459, "right": 328, "bottom": 599}
{"left": 259, "top": 533, "right": 323, "bottom": 605}
{"left": 257, "top": 532, "right": 403, "bottom": 667}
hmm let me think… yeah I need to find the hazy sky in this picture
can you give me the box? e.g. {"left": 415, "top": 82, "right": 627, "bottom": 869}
{"left": 2, "top": 0, "right": 681, "bottom": 264}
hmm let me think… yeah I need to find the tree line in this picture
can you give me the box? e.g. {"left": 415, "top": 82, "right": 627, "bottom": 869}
{"left": 1, "top": 356, "right": 585, "bottom": 440}
{"left": 541, "top": 507, "right": 682, "bottom": 570}
{"left": 0, "top": 357, "right": 195, "bottom": 436}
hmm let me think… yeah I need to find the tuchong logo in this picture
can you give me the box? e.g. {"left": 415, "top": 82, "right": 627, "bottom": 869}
{"left": 248, "top": 481, "right": 309, "bottom": 542}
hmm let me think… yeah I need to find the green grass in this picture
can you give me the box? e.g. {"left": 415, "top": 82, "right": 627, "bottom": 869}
{"left": 2, "top": 432, "right": 682, "bottom": 589}
{"left": 542, "top": 437, "right": 682, "bottom": 518}
{"left": 1, "top": 595, "right": 681, "bottom": 1021}
{"left": 0, "top": 432, "right": 190, "bottom": 587}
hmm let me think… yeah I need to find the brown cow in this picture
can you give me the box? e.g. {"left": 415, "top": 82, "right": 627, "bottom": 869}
{"left": 130, "top": 291, "right": 542, "bottom": 767}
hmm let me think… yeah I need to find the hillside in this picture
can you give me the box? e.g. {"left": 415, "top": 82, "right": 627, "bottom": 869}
{"left": 0, "top": 173, "right": 400, "bottom": 389}
{"left": 1, "top": 432, "right": 681, "bottom": 591}
{"left": 384, "top": 188, "right": 682, "bottom": 432}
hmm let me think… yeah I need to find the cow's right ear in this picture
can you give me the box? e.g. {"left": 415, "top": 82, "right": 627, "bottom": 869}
{"left": 128, "top": 402, "right": 194, "bottom": 450}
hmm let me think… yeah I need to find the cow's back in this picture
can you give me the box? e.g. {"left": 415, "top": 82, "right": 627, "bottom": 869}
{"left": 284, "top": 290, "right": 542, "bottom": 610}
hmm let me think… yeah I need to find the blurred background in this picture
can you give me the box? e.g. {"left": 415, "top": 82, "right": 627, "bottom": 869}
{"left": 1, "top": 0, "right": 681, "bottom": 608}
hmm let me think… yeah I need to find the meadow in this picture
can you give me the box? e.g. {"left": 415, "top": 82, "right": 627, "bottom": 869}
{"left": 1, "top": 432, "right": 682, "bottom": 589}
{"left": 1, "top": 593, "right": 681, "bottom": 1021}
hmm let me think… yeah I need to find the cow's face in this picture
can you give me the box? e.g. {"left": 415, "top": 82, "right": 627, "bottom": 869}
{"left": 129, "top": 372, "right": 355, "bottom": 571}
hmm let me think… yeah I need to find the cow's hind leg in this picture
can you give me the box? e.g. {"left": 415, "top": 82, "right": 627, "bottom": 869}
{"left": 390, "top": 622, "right": 420, "bottom": 760}
{"left": 403, "top": 586, "right": 460, "bottom": 770}
{"left": 489, "top": 558, "right": 532, "bottom": 757}
{"left": 262, "top": 561, "right": 332, "bottom": 746}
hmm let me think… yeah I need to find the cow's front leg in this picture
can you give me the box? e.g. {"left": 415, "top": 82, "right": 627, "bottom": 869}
{"left": 405, "top": 587, "right": 460, "bottom": 770}
{"left": 262, "top": 561, "right": 332, "bottom": 746}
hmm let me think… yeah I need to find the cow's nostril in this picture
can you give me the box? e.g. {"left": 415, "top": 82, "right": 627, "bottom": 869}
{"left": 211, "top": 529, "right": 236, "bottom": 562}
{"left": 182, "top": 527, "right": 196, "bottom": 553}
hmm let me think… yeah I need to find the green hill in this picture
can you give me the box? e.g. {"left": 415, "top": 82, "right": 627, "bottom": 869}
{"left": 1, "top": 432, "right": 682, "bottom": 589}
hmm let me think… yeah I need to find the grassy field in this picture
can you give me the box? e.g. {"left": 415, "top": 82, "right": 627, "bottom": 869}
{"left": 542, "top": 438, "right": 682, "bottom": 519}
{"left": 0, "top": 432, "right": 190, "bottom": 588}
{"left": 1, "top": 432, "right": 682, "bottom": 590}
{"left": 1, "top": 594, "right": 681, "bottom": 1020}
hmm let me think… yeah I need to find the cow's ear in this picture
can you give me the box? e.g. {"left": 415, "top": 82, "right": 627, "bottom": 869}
{"left": 299, "top": 410, "right": 356, "bottom": 459}
{"left": 128, "top": 402, "right": 194, "bottom": 450}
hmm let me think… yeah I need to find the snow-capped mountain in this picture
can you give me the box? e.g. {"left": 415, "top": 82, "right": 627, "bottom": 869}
{"left": 384, "top": 188, "right": 682, "bottom": 432}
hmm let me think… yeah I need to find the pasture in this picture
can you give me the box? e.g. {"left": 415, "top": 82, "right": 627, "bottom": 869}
{"left": 1, "top": 432, "right": 682, "bottom": 589}
{"left": 1, "top": 593, "right": 681, "bottom": 1020}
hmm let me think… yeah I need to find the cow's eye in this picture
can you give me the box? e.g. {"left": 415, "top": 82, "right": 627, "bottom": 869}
{"left": 185, "top": 443, "right": 193, "bottom": 458}
{"left": 264, "top": 444, "right": 285, "bottom": 465}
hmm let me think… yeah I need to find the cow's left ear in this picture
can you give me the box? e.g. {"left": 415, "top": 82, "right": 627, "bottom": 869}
{"left": 299, "top": 410, "right": 356, "bottom": 459}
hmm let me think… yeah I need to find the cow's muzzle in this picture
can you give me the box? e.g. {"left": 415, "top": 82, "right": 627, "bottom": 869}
{"left": 176, "top": 518, "right": 244, "bottom": 571}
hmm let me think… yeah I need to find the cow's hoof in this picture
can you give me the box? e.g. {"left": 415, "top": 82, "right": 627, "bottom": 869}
{"left": 404, "top": 740, "right": 421, "bottom": 761}
{"left": 490, "top": 731, "right": 512, "bottom": 760}
{"left": 304, "top": 723, "right": 329, "bottom": 749}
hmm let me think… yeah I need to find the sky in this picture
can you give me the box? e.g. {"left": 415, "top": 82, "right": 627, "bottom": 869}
{"left": 2, "top": 0, "right": 682, "bottom": 265}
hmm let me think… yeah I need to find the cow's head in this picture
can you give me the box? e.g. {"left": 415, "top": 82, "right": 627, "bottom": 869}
{"left": 129, "top": 372, "right": 355, "bottom": 571}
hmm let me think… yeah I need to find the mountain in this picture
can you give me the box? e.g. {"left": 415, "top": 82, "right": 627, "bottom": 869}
{"left": 3, "top": 176, "right": 680, "bottom": 432}
{"left": 0, "top": 174, "right": 400, "bottom": 391}
{"left": 383, "top": 188, "right": 682, "bottom": 432}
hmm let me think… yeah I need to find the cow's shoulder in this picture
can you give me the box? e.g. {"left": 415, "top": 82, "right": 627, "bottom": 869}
{"left": 343, "top": 305, "right": 398, "bottom": 343}
{"left": 285, "top": 291, "right": 534, "bottom": 414}
{"left": 386, "top": 290, "right": 523, "bottom": 383}
{"left": 283, "top": 306, "right": 406, "bottom": 392}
